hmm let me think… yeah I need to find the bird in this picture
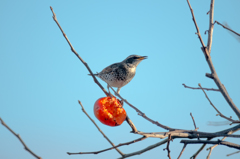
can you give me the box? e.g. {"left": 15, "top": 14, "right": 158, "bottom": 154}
{"left": 91, "top": 55, "right": 147, "bottom": 95}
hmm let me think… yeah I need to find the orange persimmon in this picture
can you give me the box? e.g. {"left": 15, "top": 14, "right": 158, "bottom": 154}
{"left": 94, "top": 97, "right": 126, "bottom": 126}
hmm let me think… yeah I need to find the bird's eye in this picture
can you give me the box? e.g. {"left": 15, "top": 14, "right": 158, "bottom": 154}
{"left": 133, "top": 57, "right": 137, "bottom": 59}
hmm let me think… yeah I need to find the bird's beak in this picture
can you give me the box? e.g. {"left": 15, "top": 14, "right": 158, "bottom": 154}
{"left": 137, "top": 56, "right": 148, "bottom": 60}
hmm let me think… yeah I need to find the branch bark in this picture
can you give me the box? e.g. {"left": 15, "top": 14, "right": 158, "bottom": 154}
{"left": 182, "top": 83, "right": 219, "bottom": 91}
{"left": 199, "top": 83, "right": 240, "bottom": 124}
{"left": 190, "top": 139, "right": 210, "bottom": 159}
{"left": 180, "top": 140, "right": 240, "bottom": 150}
{"left": 67, "top": 136, "right": 147, "bottom": 155}
{"left": 207, "top": 0, "right": 215, "bottom": 54}
{"left": 163, "top": 134, "right": 172, "bottom": 159}
{"left": 0, "top": 118, "right": 42, "bottom": 159}
{"left": 118, "top": 139, "right": 168, "bottom": 159}
{"left": 125, "top": 115, "right": 138, "bottom": 133}
{"left": 177, "top": 144, "right": 187, "bottom": 159}
{"left": 214, "top": 21, "right": 240, "bottom": 37}
{"left": 227, "top": 150, "right": 240, "bottom": 156}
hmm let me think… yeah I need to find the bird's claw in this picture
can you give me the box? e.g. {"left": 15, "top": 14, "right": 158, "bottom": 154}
{"left": 120, "top": 99, "right": 124, "bottom": 106}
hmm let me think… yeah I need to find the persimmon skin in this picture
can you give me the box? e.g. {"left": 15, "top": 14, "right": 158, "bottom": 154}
{"left": 94, "top": 97, "right": 126, "bottom": 126}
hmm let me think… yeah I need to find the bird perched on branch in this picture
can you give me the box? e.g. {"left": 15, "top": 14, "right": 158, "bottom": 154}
{"left": 91, "top": 55, "right": 147, "bottom": 95}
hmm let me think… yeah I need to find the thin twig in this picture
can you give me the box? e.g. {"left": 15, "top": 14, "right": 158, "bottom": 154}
{"left": 190, "top": 113, "right": 198, "bottom": 131}
{"left": 227, "top": 150, "right": 240, "bottom": 156}
{"left": 0, "top": 118, "right": 42, "bottom": 159}
{"left": 206, "top": 137, "right": 227, "bottom": 159}
{"left": 177, "top": 144, "right": 187, "bottom": 159}
{"left": 214, "top": 21, "right": 240, "bottom": 37}
{"left": 76, "top": 100, "right": 124, "bottom": 156}
{"left": 198, "top": 83, "right": 240, "bottom": 124}
{"left": 207, "top": 0, "right": 215, "bottom": 54}
{"left": 50, "top": 6, "right": 109, "bottom": 97}
{"left": 180, "top": 140, "right": 240, "bottom": 150}
{"left": 207, "top": 146, "right": 213, "bottom": 159}
{"left": 117, "top": 139, "right": 169, "bottom": 159}
{"left": 190, "top": 113, "right": 199, "bottom": 140}
{"left": 190, "top": 138, "right": 211, "bottom": 159}
{"left": 67, "top": 136, "right": 147, "bottom": 155}
{"left": 186, "top": 0, "right": 210, "bottom": 59}
{"left": 182, "top": 83, "right": 219, "bottom": 91}
{"left": 163, "top": 134, "right": 172, "bottom": 159}
{"left": 207, "top": 137, "right": 228, "bottom": 159}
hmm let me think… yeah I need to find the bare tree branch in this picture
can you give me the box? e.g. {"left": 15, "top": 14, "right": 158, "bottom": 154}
{"left": 119, "top": 123, "right": 240, "bottom": 159}
{"left": 50, "top": 6, "right": 110, "bottom": 97}
{"left": 214, "top": 21, "right": 240, "bottom": 37}
{"left": 117, "top": 139, "right": 169, "bottom": 159}
{"left": 190, "top": 112, "right": 198, "bottom": 131}
{"left": 190, "top": 113, "right": 199, "bottom": 140}
{"left": 198, "top": 83, "right": 240, "bottom": 124}
{"left": 75, "top": 100, "right": 124, "bottom": 156}
{"left": 67, "top": 136, "right": 147, "bottom": 155}
{"left": 191, "top": 123, "right": 240, "bottom": 158}
{"left": 207, "top": 0, "right": 215, "bottom": 54}
{"left": 206, "top": 136, "right": 227, "bottom": 159}
{"left": 135, "top": 130, "right": 240, "bottom": 139}
{"left": 177, "top": 144, "right": 187, "bottom": 159}
{"left": 186, "top": 0, "right": 210, "bottom": 59}
{"left": 0, "top": 118, "right": 42, "bottom": 159}
{"left": 206, "top": 125, "right": 239, "bottom": 159}
{"left": 190, "top": 139, "right": 210, "bottom": 159}
{"left": 227, "top": 150, "right": 240, "bottom": 156}
{"left": 182, "top": 83, "right": 219, "bottom": 91}
{"left": 125, "top": 115, "right": 138, "bottom": 133}
{"left": 180, "top": 140, "right": 240, "bottom": 150}
{"left": 163, "top": 134, "right": 172, "bottom": 159}
{"left": 186, "top": 0, "right": 240, "bottom": 119}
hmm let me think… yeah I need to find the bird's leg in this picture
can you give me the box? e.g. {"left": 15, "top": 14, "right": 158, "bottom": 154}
{"left": 115, "top": 88, "right": 121, "bottom": 96}
{"left": 116, "top": 88, "right": 124, "bottom": 106}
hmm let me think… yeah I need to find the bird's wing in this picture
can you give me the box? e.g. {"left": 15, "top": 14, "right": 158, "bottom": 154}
{"left": 100, "top": 63, "right": 120, "bottom": 75}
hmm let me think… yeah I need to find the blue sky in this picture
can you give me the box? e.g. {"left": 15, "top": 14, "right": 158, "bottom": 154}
{"left": 1, "top": 0, "right": 240, "bottom": 159}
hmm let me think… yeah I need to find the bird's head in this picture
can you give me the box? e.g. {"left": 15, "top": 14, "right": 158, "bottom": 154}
{"left": 123, "top": 55, "right": 147, "bottom": 67}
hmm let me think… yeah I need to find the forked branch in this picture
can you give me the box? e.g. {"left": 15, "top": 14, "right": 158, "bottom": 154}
{"left": 186, "top": 0, "right": 240, "bottom": 119}
{"left": 198, "top": 83, "right": 240, "bottom": 124}
{"left": 163, "top": 134, "right": 172, "bottom": 159}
